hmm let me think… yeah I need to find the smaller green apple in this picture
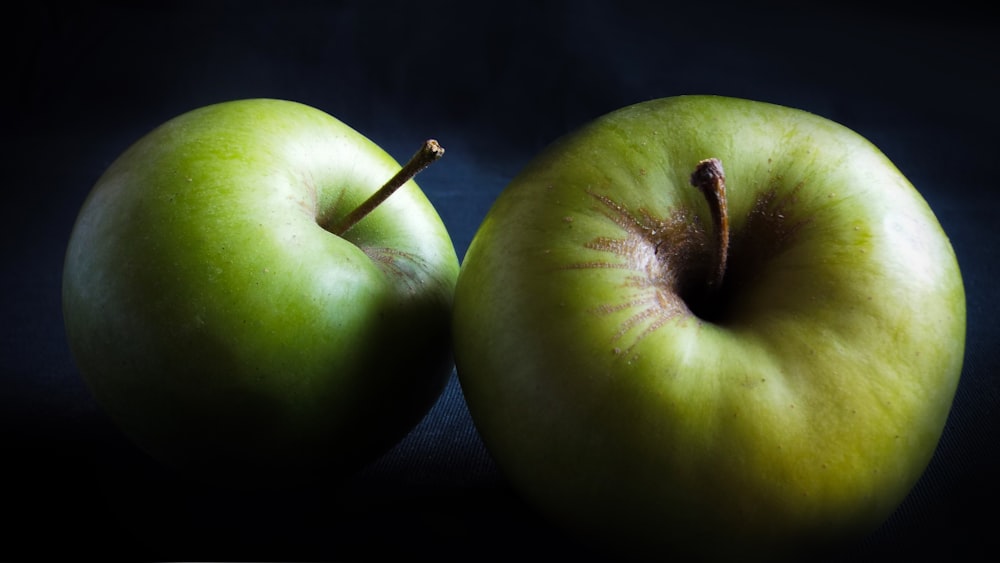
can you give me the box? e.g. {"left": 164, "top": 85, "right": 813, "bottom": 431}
{"left": 62, "top": 99, "right": 459, "bottom": 485}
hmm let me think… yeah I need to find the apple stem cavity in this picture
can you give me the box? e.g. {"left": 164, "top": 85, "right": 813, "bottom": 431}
{"left": 330, "top": 139, "right": 445, "bottom": 236}
{"left": 690, "top": 158, "right": 730, "bottom": 292}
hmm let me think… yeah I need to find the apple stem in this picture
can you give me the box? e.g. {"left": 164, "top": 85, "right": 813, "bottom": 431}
{"left": 330, "top": 139, "right": 445, "bottom": 236}
{"left": 690, "top": 158, "right": 730, "bottom": 291}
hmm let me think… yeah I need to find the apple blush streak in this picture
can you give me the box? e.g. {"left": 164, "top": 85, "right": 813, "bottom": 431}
{"left": 690, "top": 158, "right": 730, "bottom": 292}
{"left": 330, "top": 139, "right": 445, "bottom": 236}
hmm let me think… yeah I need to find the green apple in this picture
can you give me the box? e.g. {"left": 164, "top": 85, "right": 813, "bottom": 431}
{"left": 62, "top": 98, "right": 459, "bottom": 485}
{"left": 452, "top": 95, "right": 965, "bottom": 561}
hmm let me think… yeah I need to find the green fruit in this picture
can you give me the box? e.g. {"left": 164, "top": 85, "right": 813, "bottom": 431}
{"left": 63, "top": 99, "right": 458, "bottom": 484}
{"left": 453, "top": 95, "right": 965, "bottom": 561}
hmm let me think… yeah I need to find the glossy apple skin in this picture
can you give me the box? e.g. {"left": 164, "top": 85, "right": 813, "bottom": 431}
{"left": 63, "top": 99, "right": 459, "bottom": 484}
{"left": 453, "top": 96, "right": 966, "bottom": 560}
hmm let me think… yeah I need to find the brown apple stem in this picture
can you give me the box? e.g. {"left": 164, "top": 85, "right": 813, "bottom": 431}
{"left": 690, "top": 158, "right": 730, "bottom": 291}
{"left": 330, "top": 139, "right": 445, "bottom": 236}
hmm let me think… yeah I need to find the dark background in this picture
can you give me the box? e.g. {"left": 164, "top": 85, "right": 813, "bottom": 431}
{"left": 4, "top": 1, "right": 997, "bottom": 560}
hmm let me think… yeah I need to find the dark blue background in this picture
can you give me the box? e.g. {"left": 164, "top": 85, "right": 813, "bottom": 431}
{"left": 4, "top": 1, "right": 997, "bottom": 560}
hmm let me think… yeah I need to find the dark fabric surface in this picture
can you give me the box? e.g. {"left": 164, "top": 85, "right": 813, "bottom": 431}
{"left": 3, "top": 1, "right": 996, "bottom": 560}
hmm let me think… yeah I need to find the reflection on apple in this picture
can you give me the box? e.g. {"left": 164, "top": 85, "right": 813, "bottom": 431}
{"left": 62, "top": 99, "right": 459, "bottom": 485}
{"left": 453, "top": 95, "right": 966, "bottom": 561}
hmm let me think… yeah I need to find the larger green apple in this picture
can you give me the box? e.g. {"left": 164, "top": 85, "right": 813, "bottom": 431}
{"left": 453, "top": 95, "right": 965, "bottom": 560}
{"left": 62, "top": 99, "right": 459, "bottom": 484}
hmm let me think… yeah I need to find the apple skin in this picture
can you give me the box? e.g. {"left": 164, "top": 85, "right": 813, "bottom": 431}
{"left": 62, "top": 99, "right": 459, "bottom": 484}
{"left": 452, "top": 95, "right": 966, "bottom": 560}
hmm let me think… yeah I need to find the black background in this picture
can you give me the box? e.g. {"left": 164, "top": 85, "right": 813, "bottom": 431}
{"left": 4, "top": 1, "right": 997, "bottom": 560}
